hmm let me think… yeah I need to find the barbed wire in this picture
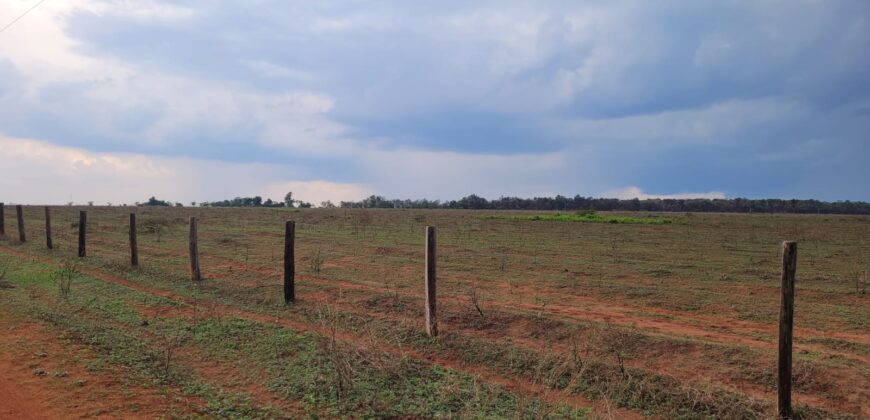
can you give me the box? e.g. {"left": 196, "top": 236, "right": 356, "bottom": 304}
{"left": 0, "top": 0, "right": 47, "bottom": 34}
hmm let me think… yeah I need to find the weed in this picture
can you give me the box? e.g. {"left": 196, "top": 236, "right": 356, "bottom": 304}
{"left": 141, "top": 218, "right": 180, "bottom": 242}
{"left": 53, "top": 260, "right": 81, "bottom": 300}
{"left": 314, "top": 305, "right": 355, "bottom": 400}
{"left": 310, "top": 248, "right": 325, "bottom": 274}
{"left": 158, "top": 330, "right": 189, "bottom": 380}
{"left": 468, "top": 286, "right": 485, "bottom": 318}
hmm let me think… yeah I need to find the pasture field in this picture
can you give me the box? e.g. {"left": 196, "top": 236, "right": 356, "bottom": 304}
{"left": 0, "top": 206, "right": 867, "bottom": 419}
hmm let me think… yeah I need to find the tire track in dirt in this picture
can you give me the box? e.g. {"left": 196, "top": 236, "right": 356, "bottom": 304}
{"left": 0, "top": 245, "right": 639, "bottom": 419}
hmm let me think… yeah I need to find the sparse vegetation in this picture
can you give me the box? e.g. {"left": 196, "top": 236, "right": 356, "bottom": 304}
{"left": 0, "top": 207, "right": 866, "bottom": 418}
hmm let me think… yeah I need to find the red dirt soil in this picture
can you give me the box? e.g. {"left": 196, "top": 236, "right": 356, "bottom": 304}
{"left": 0, "top": 316, "right": 199, "bottom": 419}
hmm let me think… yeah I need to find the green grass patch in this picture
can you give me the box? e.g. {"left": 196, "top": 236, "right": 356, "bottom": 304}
{"left": 482, "top": 211, "right": 675, "bottom": 225}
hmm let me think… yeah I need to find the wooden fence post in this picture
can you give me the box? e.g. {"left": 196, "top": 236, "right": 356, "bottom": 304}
{"left": 778, "top": 241, "right": 797, "bottom": 419}
{"left": 129, "top": 213, "right": 138, "bottom": 267}
{"left": 189, "top": 217, "right": 201, "bottom": 281}
{"left": 44, "top": 207, "right": 53, "bottom": 249}
{"left": 16, "top": 205, "right": 25, "bottom": 242}
{"left": 284, "top": 221, "right": 295, "bottom": 303}
{"left": 425, "top": 226, "right": 438, "bottom": 337}
{"left": 78, "top": 211, "right": 87, "bottom": 257}
{"left": 0, "top": 202, "right": 5, "bottom": 236}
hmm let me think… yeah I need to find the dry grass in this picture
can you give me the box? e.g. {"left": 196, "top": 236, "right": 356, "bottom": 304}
{"left": 1, "top": 206, "right": 867, "bottom": 418}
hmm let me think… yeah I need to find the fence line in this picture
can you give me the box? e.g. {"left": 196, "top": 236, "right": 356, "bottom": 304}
{"left": 0, "top": 206, "right": 801, "bottom": 414}
{"left": 189, "top": 216, "right": 201, "bottom": 281}
{"left": 78, "top": 211, "right": 87, "bottom": 257}
{"left": 16, "top": 205, "right": 25, "bottom": 242}
{"left": 425, "top": 226, "right": 438, "bottom": 337}
{"left": 284, "top": 220, "right": 295, "bottom": 303}
{"left": 129, "top": 213, "right": 138, "bottom": 266}
{"left": 778, "top": 241, "right": 797, "bottom": 419}
{"left": 44, "top": 207, "right": 53, "bottom": 249}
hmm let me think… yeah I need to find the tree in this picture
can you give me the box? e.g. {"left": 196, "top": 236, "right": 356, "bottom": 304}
{"left": 284, "top": 192, "right": 295, "bottom": 208}
{"left": 145, "top": 196, "right": 172, "bottom": 206}
{"left": 320, "top": 200, "right": 336, "bottom": 208}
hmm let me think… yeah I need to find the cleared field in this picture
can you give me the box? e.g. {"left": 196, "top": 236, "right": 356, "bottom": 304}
{"left": 0, "top": 206, "right": 868, "bottom": 418}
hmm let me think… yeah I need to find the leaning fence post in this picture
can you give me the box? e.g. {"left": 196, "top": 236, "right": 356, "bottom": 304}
{"left": 44, "top": 207, "right": 53, "bottom": 249}
{"left": 129, "top": 213, "right": 138, "bottom": 266}
{"left": 0, "top": 202, "right": 5, "bottom": 236}
{"left": 778, "top": 241, "right": 797, "bottom": 419}
{"left": 425, "top": 226, "right": 437, "bottom": 337}
{"left": 16, "top": 205, "right": 25, "bottom": 242}
{"left": 284, "top": 220, "right": 295, "bottom": 303}
{"left": 78, "top": 211, "right": 87, "bottom": 257}
{"left": 189, "top": 216, "right": 201, "bottom": 281}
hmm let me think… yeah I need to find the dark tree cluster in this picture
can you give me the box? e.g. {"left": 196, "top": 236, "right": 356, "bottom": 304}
{"left": 339, "top": 194, "right": 870, "bottom": 215}
{"left": 136, "top": 196, "right": 173, "bottom": 207}
{"left": 200, "top": 196, "right": 286, "bottom": 208}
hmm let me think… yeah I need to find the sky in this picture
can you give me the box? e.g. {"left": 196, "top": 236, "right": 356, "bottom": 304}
{"left": 0, "top": 0, "right": 868, "bottom": 205}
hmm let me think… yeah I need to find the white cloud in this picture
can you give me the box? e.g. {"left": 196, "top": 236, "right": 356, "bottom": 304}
{"left": 0, "top": 134, "right": 364, "bottom": 205}
{"left": 606, "top": 186, "right": 726, "bottom": 200}
{"left": 0, "top": 0, "right": 354, "bottom": 156}
{"left": 241, "top": 60, "right": 318, "bottom": 82}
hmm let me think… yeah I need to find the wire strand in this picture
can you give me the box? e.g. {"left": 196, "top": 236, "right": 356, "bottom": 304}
{"left": 0, "top": 0, "right": 47, "bottom": 34}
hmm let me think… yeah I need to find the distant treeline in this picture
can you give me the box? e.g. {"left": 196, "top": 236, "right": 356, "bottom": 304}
{"left": 199, "top": 193, "right": 313, "bottom": 208}
{"left": 337, "top": 194, "right": 870, "bottom": 215}
{"left": 138, "top": 193, "right": 314, "bottom": 208}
